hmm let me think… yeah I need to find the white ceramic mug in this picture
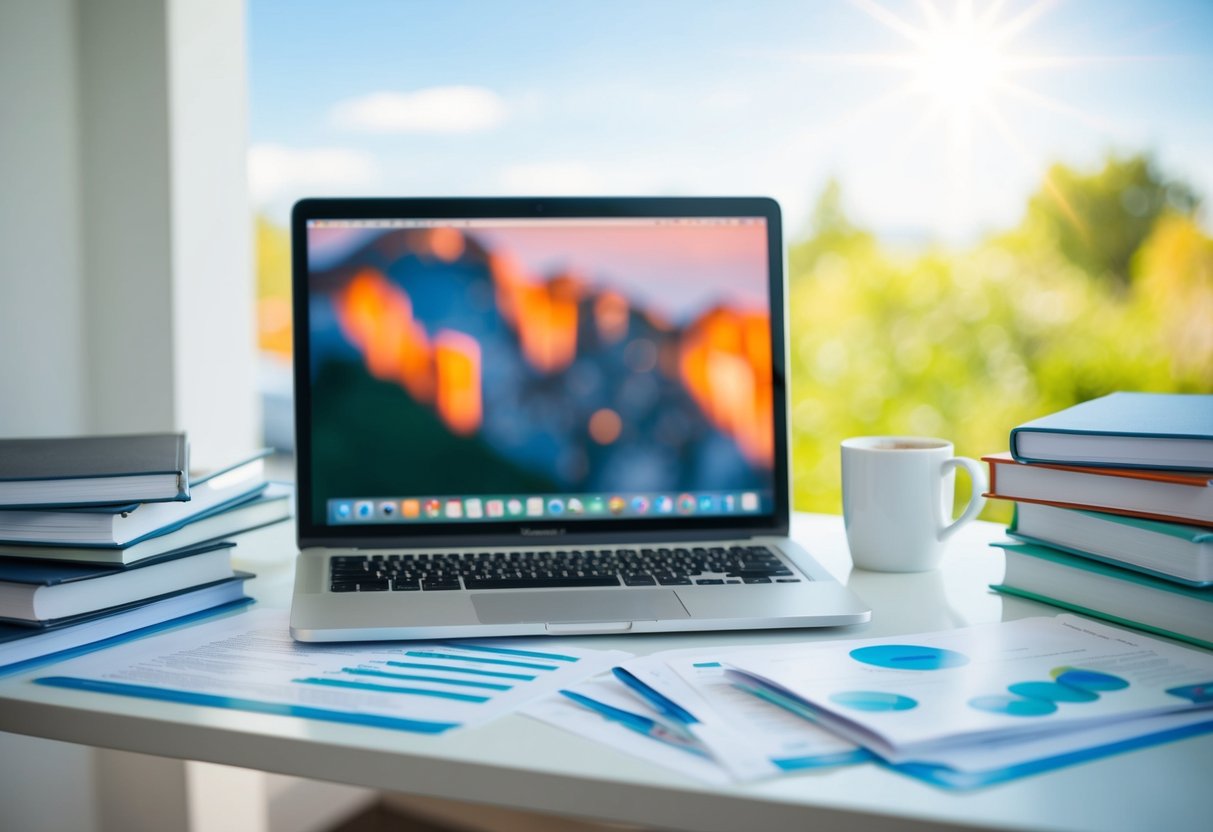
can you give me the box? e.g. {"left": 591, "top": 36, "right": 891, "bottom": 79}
{"left": 841, "top": 436, "right": 987, "bottom": 572}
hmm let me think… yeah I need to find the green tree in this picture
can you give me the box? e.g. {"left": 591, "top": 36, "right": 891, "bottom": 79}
{"left": 789, "top": 179, "right": 873, "bottom": 278}
{"left": 785, "top": 170, "right": 1211, "bottom": 522}
{"left": 1025, "top": 154, "right": 1199, "bottom": 286}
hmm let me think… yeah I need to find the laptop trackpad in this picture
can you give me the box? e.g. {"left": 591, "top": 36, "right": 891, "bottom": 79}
{"left": 472, "top": 590, "right": 690, "bottom": 625}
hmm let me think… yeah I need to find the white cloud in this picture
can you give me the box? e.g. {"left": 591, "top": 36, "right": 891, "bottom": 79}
{"left": 247, "top": 144, "right": 378, "bottom": 205}
{"left": 330, "top": 86, "right": 507, "bottom": 134}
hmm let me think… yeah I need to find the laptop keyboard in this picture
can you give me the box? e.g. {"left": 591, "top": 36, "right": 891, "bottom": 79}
{"left": 328, "top": 546, "right": 802, "bottom": 592}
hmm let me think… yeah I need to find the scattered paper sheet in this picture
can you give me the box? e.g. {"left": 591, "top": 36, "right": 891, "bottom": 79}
{"left": 36, "top": 607, "right": 1213, "bottom": 789}
{"left": 36, "top": 608, "right": 630, "bottom": 734}
{"left": 726, "top": 615, "right": 1213, "bottom": 762}
{"left": 527, "top": 650, "right": 868, "bottom": 786}
{"left": 628, "top": 653, "right": 867, "bottom": 773}
{"left": 530, "top": 615, "right": 1213, "bottom": 790}
{"left": 524, "top": 678, "right": 734, "bottom": 786}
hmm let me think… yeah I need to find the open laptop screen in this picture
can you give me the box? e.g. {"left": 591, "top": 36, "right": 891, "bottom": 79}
{"left": 293, "top": 198, "right": 787, "bottom": 543}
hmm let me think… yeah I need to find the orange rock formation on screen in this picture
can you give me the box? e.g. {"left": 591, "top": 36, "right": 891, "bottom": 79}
{"left": 334, "top": 268, "right": 482, "bottom": 436}
{"left": 490, "top": 252, "right": 582, "bottom": 373}
{"left": 679, "top": 308, "right": 774, "bottom": 468}
{"left": 333, "top": 263, "right": 772, "bottom": 466}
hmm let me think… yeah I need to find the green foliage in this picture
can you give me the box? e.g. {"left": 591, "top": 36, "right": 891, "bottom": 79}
{"left": 789, "top": 178, "right": 874, "bottom": 279}
{"left": 788, "top": 162, "right": 1213, "bottom": 523}
{"left": 1024, "top": 153, "right": 1199, "bottom": 286}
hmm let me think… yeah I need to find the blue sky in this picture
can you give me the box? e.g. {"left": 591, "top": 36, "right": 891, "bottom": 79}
{"left": 248, "top": 0, "right": 1213, "bottom": 243}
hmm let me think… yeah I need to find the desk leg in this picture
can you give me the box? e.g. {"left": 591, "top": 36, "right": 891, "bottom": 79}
{"left": 93, "top": 749, "right": 268, "bottom": 832}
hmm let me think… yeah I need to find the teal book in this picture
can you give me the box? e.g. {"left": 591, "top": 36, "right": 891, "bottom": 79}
{"left": 1009, "top": 392, "right": 1213, "bottom": 471}
{"left": 1008, "top": 503, "right": 1213, "bottom": 586}
{"left": 991, "top": 540, "right": 1213, "bottom": 650}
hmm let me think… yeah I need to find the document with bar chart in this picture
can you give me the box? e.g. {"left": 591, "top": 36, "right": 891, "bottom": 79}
{"left": 34, "top": 608, "right": 630, "bottom": 734}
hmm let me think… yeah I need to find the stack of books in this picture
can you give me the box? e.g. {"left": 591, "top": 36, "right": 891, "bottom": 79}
{"left": 983, "top": 392, "right": 1213, "bottom": 649}
{"left": 0, "top": 432, "right": 292, "bottom": 670}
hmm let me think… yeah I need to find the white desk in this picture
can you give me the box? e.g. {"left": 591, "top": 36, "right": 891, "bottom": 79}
{"left": 0, "top": 515, "right": 1207, "bottom": 832}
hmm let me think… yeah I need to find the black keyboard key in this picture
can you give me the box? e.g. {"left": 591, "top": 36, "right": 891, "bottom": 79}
{"left": 622, "top": 574, "right": 656, "bottom": 586}
{"left": 353, "top": 580, "right": 390, "bottom": 592}
{"left": 776, "top": 577, "right": 801, "bottom": 583}
{"left": 331, "top": 570, "right": 371, "bottom": 580}
{"left": 422, "top": 579, "right": 462, "bottom": 591}
{"left": 463, "top": 575, "right": 619, "bottom": 590}
{"left": 656, "top": 574, "right": 692, "bottom": 586}
{"left": 743, "top": 576, "right": 772, "bottom": 584}
{"left": 392, "top": 580, "right": 420, "bottom": 591}
{"left": 330, "top": 581, "right": 360, "bottom": 592}
{"left": 695, "top": 579, "right": 724, "bottom": 585}
{"left": 725, "top": 569, "right": 783, "bottom": 579}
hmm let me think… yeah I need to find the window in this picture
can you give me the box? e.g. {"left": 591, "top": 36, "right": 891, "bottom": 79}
{"left": 249, "top": 0, "right": 1213, "bottom": 519}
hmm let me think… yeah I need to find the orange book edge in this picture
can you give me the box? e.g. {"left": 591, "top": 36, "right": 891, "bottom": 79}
{"left": 981, "top": 452, "right": 1213, "bottom": 487}
{"left": 981, "top": 452, "right": 1213, "bottom": 529}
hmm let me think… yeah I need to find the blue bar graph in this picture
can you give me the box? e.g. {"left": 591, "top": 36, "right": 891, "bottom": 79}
{"left": 343, "top": 668, "right": 511, "bottom": 691}
{"left": 405, "top": 651, "right": 558, "bottom": 671}
{"left": 295, "top": 677, "right": 490, "bottom": 703}
{"left": 37, "top": 677, "right": 460, "bottom": 734}
{"left": 450, "top": 643, "right": 580, "bottom": 663}
{"left": 384, "top": 660, "right": 536, "bottom": 681}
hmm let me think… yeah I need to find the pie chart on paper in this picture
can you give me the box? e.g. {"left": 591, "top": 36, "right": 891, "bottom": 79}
{"left": 848, "top": 645, "right": 970, "bottom": 671}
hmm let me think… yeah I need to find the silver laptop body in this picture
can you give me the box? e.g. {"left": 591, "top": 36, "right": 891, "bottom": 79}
{"left": 289, "top": 196, "right": 869, "bottom": 641}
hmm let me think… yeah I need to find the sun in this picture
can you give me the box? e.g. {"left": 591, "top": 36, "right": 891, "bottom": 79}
{"left": 815, "top": 0, "right": 1094, "bottom": 238}
{"left": 911, "top": 9, "right": 1009, "bottom": 114}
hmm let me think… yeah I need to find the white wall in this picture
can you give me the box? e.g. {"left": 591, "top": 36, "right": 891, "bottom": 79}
{"left": 0, "top": 0, "right": 87, "bottom": 437}
{"left": 166, "top": 0, "right": 259, "bottom": 468}
{"left": 0, "top": 6, "right": 94, "bottom": 828}
{"left": 76, "top": 0, "right": 177, "bottom": 434}
{"left": 0, "top": 2, "right": 258, "bottom": 830}
{"left": 0, "top": 0, "right": 259, "bottom": 468}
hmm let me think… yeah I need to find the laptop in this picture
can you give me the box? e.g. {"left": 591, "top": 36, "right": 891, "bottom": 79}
{"left": 288, "top": 196, "right": 869, "bottom": 641}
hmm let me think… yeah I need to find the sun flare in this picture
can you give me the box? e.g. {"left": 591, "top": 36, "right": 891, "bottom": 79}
{"left": 825, "top": 0, "right": 1095, "bottom": 237}
{"left": 911, "top": 11, "right": 1008, "bottom": 113}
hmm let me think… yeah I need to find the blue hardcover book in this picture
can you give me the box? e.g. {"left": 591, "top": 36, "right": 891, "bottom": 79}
{"left": 0, "top": 575, "right": 253, "bottom": 673}
{"left": 0, "top": 541, "right": 236, "bottom": 622}
{"left": 1010, "top": 392, "right": 1213, "bottom": 471}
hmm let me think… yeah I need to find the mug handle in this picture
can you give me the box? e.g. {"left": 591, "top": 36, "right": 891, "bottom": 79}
{"left": 938, "top": 456, "right": 987, "bottom": 542}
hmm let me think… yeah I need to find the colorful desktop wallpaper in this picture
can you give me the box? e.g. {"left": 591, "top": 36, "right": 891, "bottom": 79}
{"left": 305, "top": 220, "right": 774, "bottom": 520}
